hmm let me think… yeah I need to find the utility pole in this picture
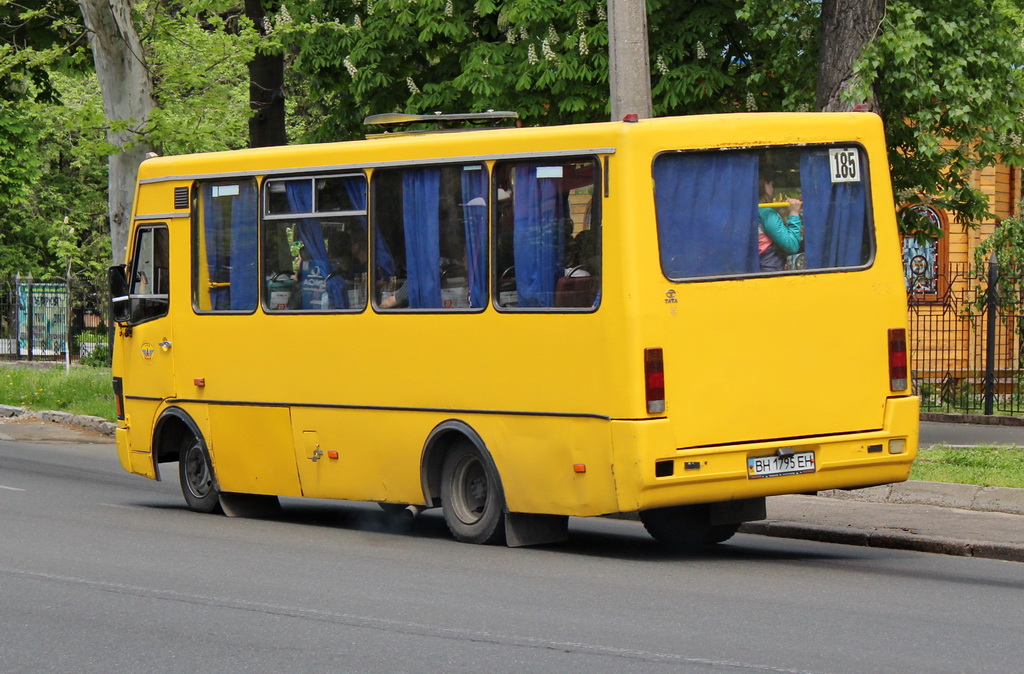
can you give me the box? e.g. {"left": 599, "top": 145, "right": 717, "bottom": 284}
{"left": 607, "top": 0, "right": 653, "bottom": 121}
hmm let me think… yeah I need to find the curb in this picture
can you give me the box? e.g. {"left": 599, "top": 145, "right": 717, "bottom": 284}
{"left": 921, "top": 411, "right": 1024, "bottom": 427}
{"left": 738, "top": 520, "right": 1024, "bottom": 563}
{"left": 818, "top": 480, "right": 1024, "bottom": 516}
{"left": 0, "top": 404, "right": 116, "bottom": 436}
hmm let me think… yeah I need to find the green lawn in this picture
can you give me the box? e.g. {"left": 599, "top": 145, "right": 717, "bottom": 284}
{"left": 0, "top": 364, "right": 114, "bottom": 421}
{"left": 910, "top": 445, "right": 1024, "bottom": 488}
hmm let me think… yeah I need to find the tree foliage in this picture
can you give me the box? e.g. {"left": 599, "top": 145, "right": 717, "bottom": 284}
{"left": 855, "top": 0, "right": 1024, "bottom": 233}
{"left": 5, "top": 0, "right": 1024, "bottom": 272}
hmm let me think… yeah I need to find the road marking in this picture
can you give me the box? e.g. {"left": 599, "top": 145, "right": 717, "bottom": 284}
{"left": 0, "top": 485, "right": 26, "bottom": 491}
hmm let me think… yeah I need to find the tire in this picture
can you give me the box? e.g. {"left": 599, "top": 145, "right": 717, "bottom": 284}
{"left": 640, "top": 504, "right": 718, "bottom": 551}
{"left": 178, "top": 432, "right": 221, "bottom": 513}
{"left": 440, "top": 442, "right": 506, "bottom": 545}
{"left": 706, "top": 523, "right": 741, "bottom": 545}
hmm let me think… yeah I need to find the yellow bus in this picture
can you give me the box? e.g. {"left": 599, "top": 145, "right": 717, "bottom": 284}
{"left": 109, "top": 111, "right": 918, "bottom": 549}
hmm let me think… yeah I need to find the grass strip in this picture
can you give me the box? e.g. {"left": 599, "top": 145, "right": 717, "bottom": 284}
{"left": 0, "top": 364, "right": 114, "bottom": 421}
{"left": 910, "top": 445, "right": 1024, "bottom": 488}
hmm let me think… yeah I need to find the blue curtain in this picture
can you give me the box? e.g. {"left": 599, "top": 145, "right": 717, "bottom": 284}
{"left": 512, "top": 164, "right": 566, "bottom": 307}
{"left": 202, "top": 186, "right": 229, "bottom": 310}
{"left": 800, "top": 150, "right": 867, "bottom": 268}
{"left": 461, "top": 166, "right": 488, "bottom": 308}
{"left": 402, "top": 169, "right": 442, "bottom": 308}
{"left": 228, "top": 182, "right": 258, "bottom": 310}
{"left": 343, "top": 175, "right": 386, "bottom": 280}
{"left": 286, "top": 181, "right": 347, "bottom": 309}
{"left": 653, "top": 152, "right": 760, "bottom": 277}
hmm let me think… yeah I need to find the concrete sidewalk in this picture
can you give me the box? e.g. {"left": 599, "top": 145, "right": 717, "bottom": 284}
{"left": 741, "top": 483, "right": 1024, "bottom": 563}
{"left": 2, "top": 408, "right": 1023, "bottom": 561}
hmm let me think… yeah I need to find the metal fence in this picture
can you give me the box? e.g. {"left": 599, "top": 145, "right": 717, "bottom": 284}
{"left": 908, "top": 261, "right": 1024, "bottom": 415}
{"left": 0, "top": 274, "right": 110, "bottom": 365}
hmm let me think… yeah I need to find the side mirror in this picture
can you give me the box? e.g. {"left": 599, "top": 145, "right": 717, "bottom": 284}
{"left": 109, "top": 264, "right": 132, "bottom": 324}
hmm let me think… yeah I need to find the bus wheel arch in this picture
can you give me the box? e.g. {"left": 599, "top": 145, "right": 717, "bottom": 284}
{"left": 154, "top": 408, "right": 222, "bottom": 514}
{"left": 421, "top": 420, "right": 506, "bottom": 545}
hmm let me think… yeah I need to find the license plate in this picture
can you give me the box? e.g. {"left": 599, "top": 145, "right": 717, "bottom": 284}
{"left": 747, "top": 451, "right": 815, "bottom": 479}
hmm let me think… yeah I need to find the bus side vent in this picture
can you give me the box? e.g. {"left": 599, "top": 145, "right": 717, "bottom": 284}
{"left": 888, "top": 328, "right": 908, "bottom": 391}
{"left": 174, "top": 187, "right": 189, "bottom": 209}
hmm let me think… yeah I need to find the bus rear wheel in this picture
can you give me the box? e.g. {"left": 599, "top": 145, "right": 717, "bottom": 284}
{"left": 179, "top": 433, "right": 221, "bottom": 514}
{"left": 440, "top": 443, "right": 505, "bottom": 545}
{"left": 640, "top": 504, "right": 728, "bottom": 551}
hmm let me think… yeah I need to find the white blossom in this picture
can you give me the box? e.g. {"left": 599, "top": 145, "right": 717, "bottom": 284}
{"left": 506, "top": 30, "right": 517, "bottom": 44}
{"left": 263, "top": 16, "right": 273, "bottom": 33}
{"left": 277, "top": 5, "right": 292, "bottom": 25}
{"left": 745, "top": 92, "right": 757, "bottom": 112}
{"left": 597, "top": 5, "right": 605, "bottom": 21}
{"left": 344, "top": 57, "right": 358, "bottom": 77}
{"left": 445, "top": 0, "right": 453, "bottom": 17}
{"left": 541, "top": 38, "right": 560, "bottom": 65}
{"left": 695, "top": 41, "right": 706, "bottom": 60}
{"left": 406, "top": 77, "right": 421, "bottom": 94}
{"left": 579, "top": 30, "right": 589, "bottom": 56}
{"left": 655, "top": 55, "right": 669, "bottom": 75}
{"left": 354, "top": 14, "right": 362, "bottom": 29}
{"left": 528, "top": 43, "right": 539, "bottom": 65}
{"left": 547, "top": 24, "right": 559, "bottom": 45}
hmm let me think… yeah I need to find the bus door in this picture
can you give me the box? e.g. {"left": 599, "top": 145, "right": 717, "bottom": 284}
{"left": 118, "top": 223, "right": 174, "bottom": 478}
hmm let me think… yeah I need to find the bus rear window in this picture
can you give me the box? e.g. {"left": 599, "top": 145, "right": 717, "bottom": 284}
{"left": 653, "top": 146, "right": 873, "bottom": 279}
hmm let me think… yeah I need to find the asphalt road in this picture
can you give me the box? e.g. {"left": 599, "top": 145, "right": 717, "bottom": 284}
{"left": 2, "top": 438, "right": 1024, "bottom": 673}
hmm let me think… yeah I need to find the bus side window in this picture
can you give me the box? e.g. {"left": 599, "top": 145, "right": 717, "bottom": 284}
{"left": 492, "top": 158, "right": 601, "bottom": 310}
{"left": 193, "top": 180, "right": 259, "bottom": 312}
{"left": 262, "top": 174, "right": 368, "bottom": 312}
{"left": 371, "top": 163, "right": 488, "bottom": 311}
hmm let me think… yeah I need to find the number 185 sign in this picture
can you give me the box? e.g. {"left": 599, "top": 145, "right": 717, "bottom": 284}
{"left": 829, "top": 147, "right": 861, "bottom": 183}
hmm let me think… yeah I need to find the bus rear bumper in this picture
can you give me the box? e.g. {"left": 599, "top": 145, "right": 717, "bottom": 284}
{"left": 613, "top": 395, "right": 920, "bottom": 513}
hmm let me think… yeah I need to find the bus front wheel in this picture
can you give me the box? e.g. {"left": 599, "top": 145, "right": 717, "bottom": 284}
{"left": 440, "top": 443, "right": 506, "bottom": 545}
{"left": 179, "top": 433, "right": 221, "bottom": 514}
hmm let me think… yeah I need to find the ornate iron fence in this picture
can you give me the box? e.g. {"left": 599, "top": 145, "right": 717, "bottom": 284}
{"left": 0, "top": 274, "right": 110, "bottom": 365}
{"left": 908, "top": 261, "right": 1024, "bottom": 415}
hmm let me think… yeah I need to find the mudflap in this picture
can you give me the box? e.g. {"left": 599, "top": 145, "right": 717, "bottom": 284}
{"left": 709, "top": 497, "right": 767, "bottom": 526}
{"left": 505, "top": 513, "right": 569, "bottom": 547}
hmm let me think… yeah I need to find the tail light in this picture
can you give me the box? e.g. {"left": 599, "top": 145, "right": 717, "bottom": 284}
{"left": 112, "top": 377, "right": 125, "bottom": 421}
{"left": 888, "top": 329, "right": 908, "bottom": 391}
{"left": 644, "top": 348, "right": 665, "bottom": 414}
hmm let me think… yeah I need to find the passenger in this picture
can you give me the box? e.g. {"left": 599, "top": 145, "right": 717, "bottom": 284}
{"left": 758, "top": 180, "right": 803, "bottom": 272}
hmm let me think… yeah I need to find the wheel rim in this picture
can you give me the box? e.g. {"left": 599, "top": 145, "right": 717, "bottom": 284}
{"left": 183, "top": 440, "right": 213, "bottom": 499}
{"left": 449, "top": 454, "right": 488, "bottom": 525}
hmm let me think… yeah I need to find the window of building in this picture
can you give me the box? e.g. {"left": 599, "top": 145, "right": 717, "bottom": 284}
{"left": 262, "top": 174, "right": 368, "bottom": 312}
{"left": 902, "top": 206, "right": 946, "bottom": 299}
{"left": 371, "top": 163, "right": 488, "bottom": 311}
{"left": 492, "top": 157, "right": 601, "bottom": 310}
{"left": 193, "top": 180, "right": 259, "bottom": 312}
{"left": 653, "top": 146, "right": 873, "bottom": 279}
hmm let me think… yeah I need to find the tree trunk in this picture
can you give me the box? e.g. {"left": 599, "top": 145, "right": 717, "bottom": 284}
{"left": 817, "top": 0, "right": 886, "bottom": 112}
{"left": 245, "top": 0, "right": 287, "bottom": 147}
{"left": 77, "top": 0, "right": 157, "bottom": 264}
